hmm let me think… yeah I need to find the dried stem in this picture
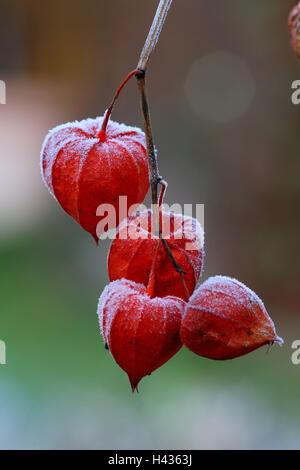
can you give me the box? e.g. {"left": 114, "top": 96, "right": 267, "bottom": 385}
{"left": 137, "top": 0, "right": 173, "bottom": 72}
{"left": 99, "top": 69, "right": 138, "bottom": 141}
{"left": 135, "top": 0, "right": 173, "bottom": 235}
{"left": 135, "top": 0, "right": 190, "bottom": 299}
{"left": 158, "top": 179, "right": 168, "bottom": 209}
{"left": 161, "top": 237, "right": 190, "bottom": 299}
{"left": 135, "top": 71, "right": 161, "bottom": 235}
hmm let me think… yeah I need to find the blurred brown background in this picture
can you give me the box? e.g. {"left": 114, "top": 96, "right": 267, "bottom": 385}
{"left": 0, "top": 0, "right": 299, "bottom": 450}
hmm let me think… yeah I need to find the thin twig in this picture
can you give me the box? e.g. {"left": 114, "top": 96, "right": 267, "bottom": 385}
{"left": 135, "top": 0, "right": 190, "bottom": 299}
{"left": 135, "top": 71, "right": 161, "bottom": 235}
{"left": 158, "top": 180, "right": 190, "bottom": 299}
{"left": 135, "top": 0, "right": 173, "bottom": 234}
{"left": 158, "top": 179, "right": 168, "bottom": 209}
{"left": 137, "top": 0, "right": 173, "bottom": 72}
{"left": 99, "top": 69, "right": 138, "bottom": 140}
{"left": 161, "top": 238, "right": 190, "bottom": 300}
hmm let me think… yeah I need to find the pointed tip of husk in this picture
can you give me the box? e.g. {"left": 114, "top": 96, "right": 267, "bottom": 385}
{"left": 266, "top": 335, "right": 284, "bottom": 354}
{"left": 92, "top": 234, "right": 99, "bottom": 246}
{"left": 129, "top": 376, "right": 141, "bottom": 393}
{"left": 274, "top": 335, "right": 284, "bottom": 346}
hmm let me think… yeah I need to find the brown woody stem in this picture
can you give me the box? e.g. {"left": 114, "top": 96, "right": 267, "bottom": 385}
{"left": 137, "top": 0, "right": 173, "bottom": 72}
{"left": 135, "top": 0, "right": 190, "bottom": 299}
{"left": 135, "top": 70, "right": 161, "bottom": 235}
{"left": 135, "top": 0, "right": 172, "bottom": 235}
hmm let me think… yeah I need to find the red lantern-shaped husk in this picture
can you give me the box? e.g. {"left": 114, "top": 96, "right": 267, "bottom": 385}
{"left": 180, "top": 276, "right": 283, "bottom": 360}
{"left": 41, "top": 116, "right": 149, "bottom": 242}
{"left": 98, "top": 279, "right": 185, "bottom": 391}
{"left": 108, "top": 209, "right": 204, "bottom": 301}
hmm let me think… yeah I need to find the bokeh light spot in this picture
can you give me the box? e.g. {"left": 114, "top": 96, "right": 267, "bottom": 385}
{"left": 185, "top": 51, "right": 256, "bottom": 123}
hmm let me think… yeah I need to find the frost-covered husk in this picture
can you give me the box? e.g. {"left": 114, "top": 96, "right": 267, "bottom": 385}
{"left": 181, "top": 275, "right": 283, "bottom": 361}
{"left": 97, "top": 278, "right": 185, "bottom": 391}
{"left": 108, "top": 209, "right": 205, "bottom": 301}
{"left": 40, "top": 114, "right": 149, "bottom": 241}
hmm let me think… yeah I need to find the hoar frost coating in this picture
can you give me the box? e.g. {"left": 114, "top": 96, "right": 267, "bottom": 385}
{"left": 40, "top": 115, "right": 149, "bottom": 241}
{"left": 98, "top": 278, "right": 185, "bottom": 391}
{"left": 180, "top": 275, "right": 283, "bottom": 360}
{"left": 108, "top": 209, "right": 205, "bottom": 301}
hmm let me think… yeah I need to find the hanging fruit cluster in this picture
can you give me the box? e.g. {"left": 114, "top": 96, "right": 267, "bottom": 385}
{"left": 41, "top": 105, "right": 283, "bottom": 391}
{"left": 41, "top": 1, "right": 284, "bottom": 392}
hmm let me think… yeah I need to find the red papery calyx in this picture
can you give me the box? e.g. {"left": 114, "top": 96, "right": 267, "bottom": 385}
{"left": 108, "top": 209, "right": 204, "bottom": 301}
{"left": 98, "top": 278, "right": 185, "bottom": 391}
{"left": 41, "top": 116, "right": 149, "bottom": 242}
{"left": 180, "top": 275, "right": 283, "bottom": 360}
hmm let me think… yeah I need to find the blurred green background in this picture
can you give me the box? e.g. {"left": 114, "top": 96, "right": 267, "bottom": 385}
{"left": 0, "top": 0, "right": 300, "bottom": 449}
